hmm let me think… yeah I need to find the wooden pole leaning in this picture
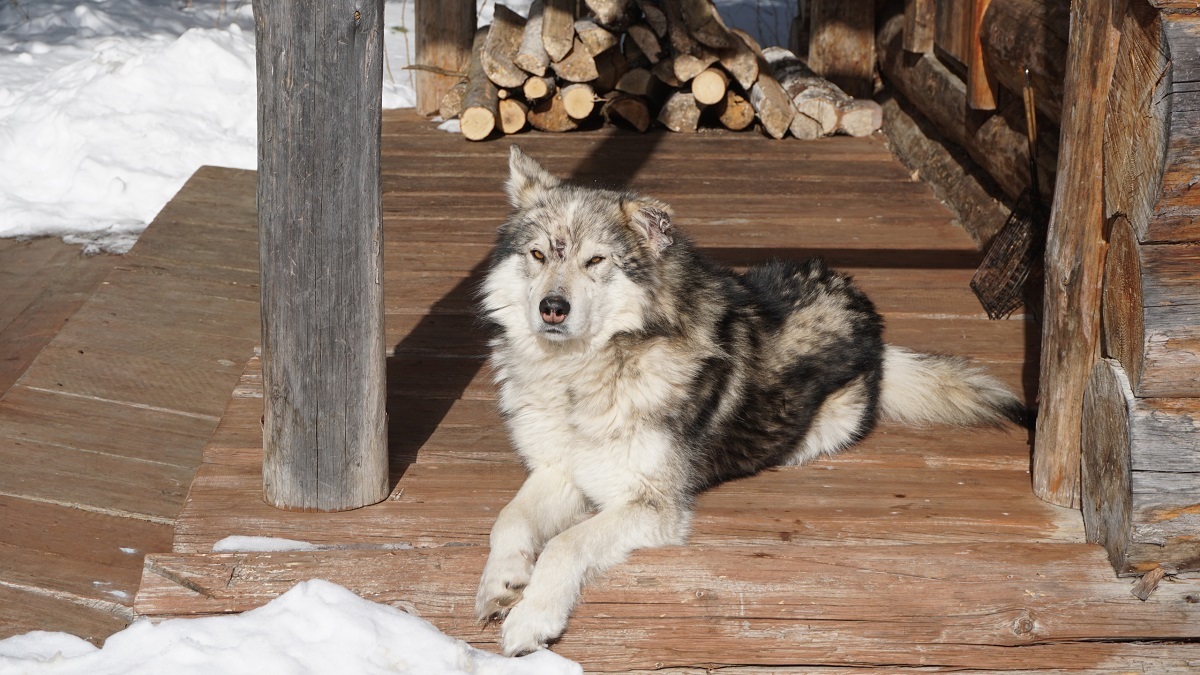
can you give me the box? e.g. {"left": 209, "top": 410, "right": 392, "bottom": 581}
{"left": 254, "top": 0, "right": 389, "bottom": 511}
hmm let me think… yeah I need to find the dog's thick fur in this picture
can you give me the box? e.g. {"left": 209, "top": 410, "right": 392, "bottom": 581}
{"left": 476, "top": 146, "right": 1029, "bottom": 655}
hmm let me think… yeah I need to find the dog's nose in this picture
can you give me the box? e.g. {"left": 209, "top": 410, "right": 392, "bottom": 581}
{"left": 539, "top": 295, "right": 570, "bottom": 324}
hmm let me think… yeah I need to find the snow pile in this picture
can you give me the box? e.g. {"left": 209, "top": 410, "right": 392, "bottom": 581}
{"left": 0, "top": 579, "right": 582, "bottom": 675}
{"left": 0, "top": 0, "right": 416, "bottom": 253}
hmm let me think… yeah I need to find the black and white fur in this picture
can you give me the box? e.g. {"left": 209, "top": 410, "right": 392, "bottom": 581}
{"left": 476, "top": 146, "right": 1029, "bottom": 655}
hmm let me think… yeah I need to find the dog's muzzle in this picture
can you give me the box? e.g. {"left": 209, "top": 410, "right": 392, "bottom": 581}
{"left": 539, "top": 294, "right": 570, "bottom": 325}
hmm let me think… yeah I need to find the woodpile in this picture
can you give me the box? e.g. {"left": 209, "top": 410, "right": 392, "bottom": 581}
{"left": 442, "top": 0, "right": 883, "bottom": 140}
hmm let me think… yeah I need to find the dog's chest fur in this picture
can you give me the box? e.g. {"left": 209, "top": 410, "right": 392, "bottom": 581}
{"left": 494, "top": 335, "right": 696, "bottom": 508}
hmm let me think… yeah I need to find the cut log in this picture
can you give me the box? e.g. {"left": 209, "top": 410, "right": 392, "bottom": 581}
{"left": 1081, "top": 358, "right": 1200, "bottom": 576}
{"left": 602, "top": 92, "right": 652, "bottom": 132}
{"left": 660, "top": 0, "right": 700, "bottom": 56}
{"left": 1102, "top": 215, "right": 1200, "bottom": 397}
{"left": 461, "top": 28, "right": 499, "bottom": 142}
{"left": 674, "top": 51, "right": 718, "bottom": 83}
{"left": 438, "top": 81, "right": 468, "bottom": 120}
{"left": 634, "top": 0, "right": 667, "bottom": 36}
{"left": 585, "top": 0, "right": 632, "bottom": 28}
{"left": 837, "top": 98, "right": 883, "bottom": 137}
{"left": 877, "top": 14, "right": 1056, "bottom": 202}
{"left": 498, "top": 98, "right": 529, "bottom": 134}
{"left": 1104, "top": 7, "right": 1200, "bottom": 244}
{"left": 763, "top": 46, "right": 839, "bottom": 135}
{"left": 717, "top": 33, "right": 759, "bottom": 91}
{"left": 1033, "top": 0, "right": 1125, "bottom": 508}
{"left": 967, "top": 0, "right": 997, "bottom": 110}
{"left": 733, "top": 30, "right": 796, "bottom": 140}
{"left": 627, "top": 23, "right": 665, "bottom": 63}
{"left": 527, "top": 92, "right": 579, "bottom": 132}
{"left": 676, "top": 0, "right": 735, "bottom": 48}
{"left": 616, "top": 67, "right": 662, "bottom": 98}
{"left": 542, "top": 0, "right": 576, "bottom": 62}
{"left": 551, "top": 38, "right": 600, "bottom": 82}
{"left": 481, "top": 4, "right": 528, "bottom": 88}
{"left": 515, "top": 0, "right": 550, "bottom": 76}
{"left": 691, "top": 66, "right": 729, "bottom": 106}
{"left": 575, "top": 19, "right": 618, "bottom": 55}
{"left": 523, "top": 75, "right": 556, "bottom": 101}
{"left": 903, "top": 0, "right": 936, "bottom": 53}
{"left": 714, "top": 88, "right": 754, "bottom": 131}
{"left": 414, "top": 0, "right": 475, "bottom": 115}
{"left": 561, "top": 83, "right": 598, "bottom": 119}
{"left": 657, "top": 90, "right": 704, "bottom": 132}
{"left": 808, "top": 0, "right": 876, "bottom": 99}
{"left": 979, "top": 0, "right": 1069, "bottom": 123}
{"left": 652, "top": 58, "right": 684, "bottom": 88}
{"left": 592, "top": 50, "right": 627, "bottom": 92}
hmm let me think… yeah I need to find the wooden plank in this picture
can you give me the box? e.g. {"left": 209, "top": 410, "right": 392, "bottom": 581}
{"left": 135, "top": 545, "right": 1200, "bottom": 671}
{"left": 903, "top": 0, "right": 936, "bottom": 53}
{"left": 0, "top": 585, "right": 128, "bottom": 644}
{"left": 935, "top": 0, "right": 976, "bottom": 68}
{"left": 1033, "top": 0, "right": 1126, "bottom": 508}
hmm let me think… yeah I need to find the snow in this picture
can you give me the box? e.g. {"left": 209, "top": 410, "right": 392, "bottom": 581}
{"left": 0, "top": 579, "right": 582, "bottom": 675}
{"left": 211, "top": 535, "right": 323, "bottom": 552}
{"left": 0, "top": 0, "right": 792, "bottom": 253}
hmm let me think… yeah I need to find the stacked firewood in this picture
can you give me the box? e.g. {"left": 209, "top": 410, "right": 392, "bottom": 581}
{"left": 439, "top": 0, "right": 883, "bottom": 141}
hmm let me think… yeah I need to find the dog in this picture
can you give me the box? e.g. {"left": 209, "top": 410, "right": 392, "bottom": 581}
{"left": 475, "top": 146, "right": 1029, "bottom": 656}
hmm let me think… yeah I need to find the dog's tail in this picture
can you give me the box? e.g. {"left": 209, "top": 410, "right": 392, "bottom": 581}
{"left": 879, "top": 346, "right": 1032, "bottom": 429}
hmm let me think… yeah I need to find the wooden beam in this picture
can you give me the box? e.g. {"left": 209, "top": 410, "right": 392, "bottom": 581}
{"left": 979, "top": 0, "right": 1070, "bottom": 123}
{"left": 903, "top": 0, "right": 936, "bottom": 53}
{"left": 808, "top": 0, "right": 876, "bottom": 99}
{"left": 1032, "top": 0, "right": 1127, "bottom": 508}
{"left": 968, "top": 0, "right": 998, "bottom": 110}
{"left": 414, "top": 0, "right": 475, "bottom": 115}
{"left": 254, "top": 0, "right": 389, "bottom": 511}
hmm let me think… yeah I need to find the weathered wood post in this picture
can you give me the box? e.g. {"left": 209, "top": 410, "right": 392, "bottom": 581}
{"left": 255, "top": 0, "right": 389, "bottom": 511}
{"left": 415, "top": 0, "right": 476, "bottom": 115}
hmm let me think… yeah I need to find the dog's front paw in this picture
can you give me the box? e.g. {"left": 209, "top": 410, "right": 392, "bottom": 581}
{"left": 499, "top": 597, "right": 569, "bottom": 657}
{"left": 475, "top": 551, "right": 533, "bottom": 623}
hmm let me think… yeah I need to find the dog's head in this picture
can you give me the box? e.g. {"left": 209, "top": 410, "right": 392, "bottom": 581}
{"left": 481, "top": 146, "right": 676, "bottom": 347}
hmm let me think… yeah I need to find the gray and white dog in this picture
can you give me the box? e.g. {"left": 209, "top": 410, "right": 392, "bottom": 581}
{"left": 476, "top": 146, "right": 1028, "bottom": 656}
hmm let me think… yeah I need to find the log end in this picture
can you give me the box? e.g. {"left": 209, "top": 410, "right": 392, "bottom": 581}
{"left": 1081, "top": 358, "right": 1134, "bottom": 574}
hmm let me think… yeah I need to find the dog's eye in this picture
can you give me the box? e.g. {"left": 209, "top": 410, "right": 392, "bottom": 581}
{"left": 586, "top": 255, "right": 605, "bottom": 267}
{"left": 530, "top": 249, "right": 545, "bottom": 262}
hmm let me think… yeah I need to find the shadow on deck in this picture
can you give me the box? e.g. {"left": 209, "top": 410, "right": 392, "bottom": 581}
{"left": 133, "top": 110, "right": 1200, "bottom": 672}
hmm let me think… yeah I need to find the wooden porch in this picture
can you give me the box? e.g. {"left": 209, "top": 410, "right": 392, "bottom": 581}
{"left": 115, "top": 110, "right": 1200, "bottom": 670}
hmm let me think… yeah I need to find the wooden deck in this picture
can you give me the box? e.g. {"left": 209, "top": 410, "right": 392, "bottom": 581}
{"left": 125, "top": 110, "right": 1200, "bottom": 671}
{"left": 0, "top": 174, "right": 260, "bottom": 641}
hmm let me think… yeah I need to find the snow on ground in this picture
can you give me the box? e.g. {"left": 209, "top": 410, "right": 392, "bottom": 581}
{"left": 0, "top": 0, "right": 792, "bottom": 253}
{"left": 0, "top": 580, "right": 582, "bottom": 675}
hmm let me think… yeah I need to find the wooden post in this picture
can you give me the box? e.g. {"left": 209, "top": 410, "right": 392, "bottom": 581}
{"left": 255, "top": 0, "right": 389, "bottom": 511}
{"left": 1032, "top": 0, "right": 1126, "bottom": 508}
{"left": 415, "top": 0, "right": 476, "bottom": 115}
{"left": 809, "top": 0, "right": 875, "bottom": 99}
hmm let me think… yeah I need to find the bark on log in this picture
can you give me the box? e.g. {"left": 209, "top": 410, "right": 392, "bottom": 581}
{"left": 1103, "top": 215, "right": 1200, "bottom": 397}
{"left": 1104, "top": 7, "right": 1200, "bottom": 243}
{"left": 837, "top": 98, "right": 883, "bottom": 137}
{"left": 562, "top": 83, "right": 598, "bottom": 119}
{"left": 523, "top": 75, "right": 556, "bottom": 101}
{"left": 691, "top": 66, "right": 729, "bottom": 105}
{"left": 877, "top": 14, "right": 1056, "bottom": 202}
{"left": 255, "top": 0, "right": 387, "bottom": 511}
{"left": 657, "top": 90, "right": 705, "bottom": 132}
{"left": 482, "top": 4, "right": 529, "bottom": 88}
{"left": 461, "top": 28, "right": 499, "bottom": 141}
{"left": 551, "top": 38, "right": 600, "bottom": 82}
{"left": 1034, "top": 0, "right": 1125, "bottom": 508}
{"left": 979, "top": 0, "right": 1069, "bottom": 123}
{"left": 575, "top": 19, "right": 618, "bottom": 55}
{"left": 661, "top": 0, "right": 701, "bottom": 56}
{"left": 515, "top": 0, "right": 550, "bottom": 76}
{"left": 527, "top": 91, "right": 579, "bottom": 131}
{"left": 414, "top": 0, "right": 475, "bottom": 115}
{"left": 498, "top": 97, "right": 529, "bottom": 134}
{"left": 903, "top": 0, "right": 935, "bottom": 53}
{"left": 438, "top": 80, "right": 468, "bottom": 120}
{"left": 542, "top": 0, "right": 576, "bottom": 62}
{"left": 602, "top": 92, "right": 652, "bottom": 131}
{"left": 714, "top": 88, "right": 755, "bottom": 131}
{"left": 808, "top": 0, "right": 876, "bottom": 99}
{"left": 1082, "top": 359, "right": 1200, "bottom": 576}
{"left": 763, "top": 46, "right": 840, "bottom": 135}
{"left": 733, "top": 30, "right": 795, "bottom": 140}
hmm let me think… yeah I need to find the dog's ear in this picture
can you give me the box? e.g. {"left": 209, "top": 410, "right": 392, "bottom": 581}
{"left": 621, "top": 197, "right": 674, "bottom": 256}
{"left": 506, "top": 145, "right": 560, "bottom": 209}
